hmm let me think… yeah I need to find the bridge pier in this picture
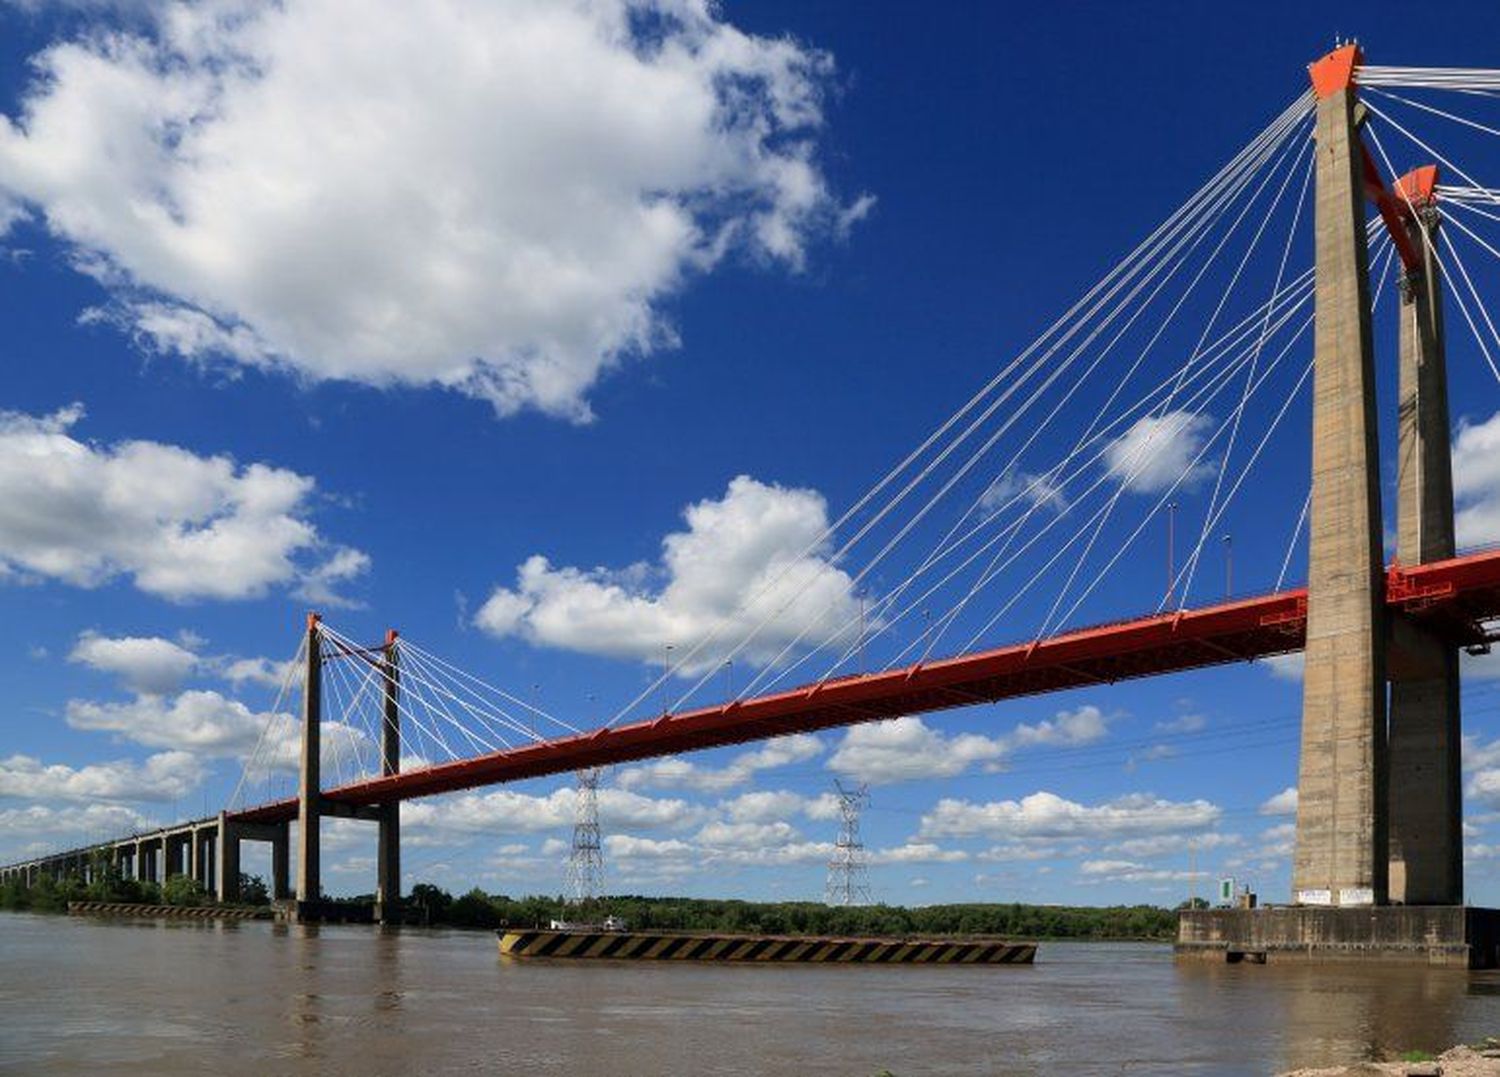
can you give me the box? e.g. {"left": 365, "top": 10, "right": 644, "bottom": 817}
{"left": 1292, "top": 42, "right": 1389, "bottom": 909}
{"left": 296, "top": 613, "right": 323, "bottom": 915}
{"left": 216, "top": 812, "right": 241, "bottom": 904}
{"left": 1387, "top": 167, "right": 1464, "bottom": 906}
{"left": 375, "top": 630, "right": 402, "bottom": 925}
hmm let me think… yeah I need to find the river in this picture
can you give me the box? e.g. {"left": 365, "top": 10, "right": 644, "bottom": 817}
{"left": 0, "top": 912, "right": 1496, "bottom": 1075}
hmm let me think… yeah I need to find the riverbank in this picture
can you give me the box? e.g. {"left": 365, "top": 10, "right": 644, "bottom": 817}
{"left": 1283, "top": 1041, "right": 1500, "bottom": 1077}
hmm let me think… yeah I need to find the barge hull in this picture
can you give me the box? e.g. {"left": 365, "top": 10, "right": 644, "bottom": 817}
{"left": 498, "top": 930, "right": 1035, "bottom": 964}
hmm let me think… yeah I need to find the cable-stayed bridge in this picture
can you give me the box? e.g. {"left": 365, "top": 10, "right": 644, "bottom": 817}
{"left": 9, "top": 47, "right": 1500, "bottom": 951}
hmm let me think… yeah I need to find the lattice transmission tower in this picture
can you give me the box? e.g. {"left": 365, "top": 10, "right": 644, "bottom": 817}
{"left": 564, "top": 768, "right": 604, "bottom": 905}
{"left": 824, "top": 779, "right": 871, "bottom": 906}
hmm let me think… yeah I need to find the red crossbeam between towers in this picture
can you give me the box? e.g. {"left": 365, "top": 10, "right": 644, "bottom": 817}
{"left": 227, "top": 549, "right": 1500, "bottom": 825}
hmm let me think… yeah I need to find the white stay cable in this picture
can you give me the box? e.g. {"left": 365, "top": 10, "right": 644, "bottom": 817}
{"left": 1175, "top": 145, "right": 1315, "bottom": 610}
{"left": 227, "top": 633, "right": 305, "bottom": 810}
{"left": 613, "top": 94, "right": 1314, "bottom": 725}
{"left": 1366, "top": 86, "right": 1500, "bottom": 140}
{"left": 1034, "top": 128, "right": 1312, "bottom": 639}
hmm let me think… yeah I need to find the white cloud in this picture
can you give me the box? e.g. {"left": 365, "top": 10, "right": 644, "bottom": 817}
{"left": 216, "top": 655, "right": 296, "bottom": 691}
{"left": 0, "top": 404, "right": 362, "bottom": 601}
{"left": 696, "top": 819, "right": 801, "bottom": 849}
{"left": 403, "top": 786, "right": 706, "bottom": 838}
{"left": 719, "top": 789, "right": 840, "bottom": 824}
{"left": 980, "top": 467, "right": 1067, "bottom": 515}
{"left": 1468, "top": 769, "right": 1500, "bottom": 810}
{"left": 0, "top": 0, "right": 867, "bottom": 421}
{"left": 65, "top": 689, "right": 286, "bottom": 758}
{"left": 1154, "top": 713, "right": 1206, "bottom": 734}
{"left": 1078, "top": 860, "right": 1198, "bottom": 885}
{"left": 0, "top": 803, "right": 154, "bottom": 857}
{"left": 1453, "top": 411, "right": 1500, "bottom": 547}
{"left": 476, "top": 477, "right": 861, "bottom": 670}
{"left": 1104, "top": 832, "right": 1240, "bottom": 859}
{"left": 1262, "top": 653, "right": 1304, "bottom": 682}
{"left": 605, "top": 834, "right": 696, "bottom": 861}
{"left": 292, "top": 547, "right": 371, "bottom": 610}
{"left": 68, "top": 631, "right": 198, "bottom": 694}
{"left": 827, "top": 716, "right": 1008, "bottom": 784}
{"left": 618, "top": 735, "right": 823, "bottom": 794}
{"left": 0, "top": 750, "right": 204, "bottom": 802}
{"left": 975, "top": 843, "right": 1059, "bottom": 863}
{"left": 827, "top": 706, "right": 1113, "bottom": 784}
{"left": 1104, "top": 410, "right": 1215, "bottom": 494}
{"left": 870, "top": 842, "right": 969, "bottom": 865}
{"left": 918, "top": 790, "right": 1221, "bottom": 840}
{"left": 1010, "top": 705, "right": 1109, "bottom": 748}
{"left": 1259, "top": 786, "right": 1298, "bottom": 816}
{"left": 1466, "top": 736, "right": 1500, "bottom": 773}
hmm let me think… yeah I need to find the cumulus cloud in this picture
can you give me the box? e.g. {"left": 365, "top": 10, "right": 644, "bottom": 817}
{"left": 870, "top": 842, "right": 969, "bottom": 865}
{"left": 1104, "top": 832, "right": 1240, "bottom": 859}
{"left": 0, "top": 750, "right": 204, "bottom": 802}
{"left": 827, "top": 716, "right": 1008, "bottom": 784}
{"left": 618, "top": 734, "right": 823, "bottom": 794}
{"left": 476, "top": 476, "right": 862, "bottom": 671}
{"left": 404, "top": 786, "right": 707, "bottom": 837}
{"left": 66, "top": 689, "right": 285, "bottom": 757}
{"left": 719, "top": 789, "right": 840, "bottom": 824}
{"left": 0, "top": 404, "right": 363, "bottom": 601}
{"left": 1469, "top": 768, "right": 1500, "bottom": 810}
{"left": 1259, "top": 786, "right": 1298, "bottom": 816}
{"left": 0, "top": 803, "right": 153, "bottom": 859}
{"left": 1154, "top": 713, "right": 1206, "bottom": 734}
{"left": 68, "top": 631, "right": 198, "bottom": 694}
{"left": 1104, "top": 410, "right": 1215, "bottom": 494}
{"left": 1010, "top": 705, "right": 1109, "bottom": 748}
{"left": 1454, "top": 411, "right": 1500, "bottom": 547}
{"left": 918, "top": 790, "right": 1221, "bottom": 840}
{"left": 0, "top": 0, "right": 868, "bottom": 420}
{"left": 1078, "top": 859, "right": 1198, "bottom": 885}
{"left": 827, "top": 706, "right": 1111, "bottom": 784}
{"left": 216, "top": 655, "right": 297, "bottom": 691}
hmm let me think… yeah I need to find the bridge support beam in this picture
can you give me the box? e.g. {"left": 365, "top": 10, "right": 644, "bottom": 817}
{"left": 296, "top": 614, "right": 323, "bottom": 908}
{"left": 216, "top": 813, "right": 241, "bottom": 904}
{"left": 1293, "top": 44, "right": 1389, "bottom": 908}
{"left": 376, "top": 630, "right": 401, "bottom": 925}
{"left": 1388, "top": 172, "right": 1463, "bottom": 906}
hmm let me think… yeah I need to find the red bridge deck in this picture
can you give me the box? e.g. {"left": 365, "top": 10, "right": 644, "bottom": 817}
{"left": 229, "top": 550, "right": 1500, "bottom": 825}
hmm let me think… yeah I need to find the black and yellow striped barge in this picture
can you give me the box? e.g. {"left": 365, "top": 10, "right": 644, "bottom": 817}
{"left": 497, "top": 929, "right": 1036, "bottom": 964}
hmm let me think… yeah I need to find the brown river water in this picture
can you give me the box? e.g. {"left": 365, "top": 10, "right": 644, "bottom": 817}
{"left": 1, "top": 912, "right": 1497, "bottom": 1075}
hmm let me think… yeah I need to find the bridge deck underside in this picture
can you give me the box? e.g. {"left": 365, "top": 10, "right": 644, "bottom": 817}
{"left": 228, "top": 550, "right": 1500, "bottom": 826}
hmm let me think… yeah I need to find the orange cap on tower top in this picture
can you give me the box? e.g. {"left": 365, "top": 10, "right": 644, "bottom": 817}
{"left": 1396, "top": 164, "right": 1440, "bottom": 208}
{"left": 1309, "top": 44, "right": 1363, "bottom": 99}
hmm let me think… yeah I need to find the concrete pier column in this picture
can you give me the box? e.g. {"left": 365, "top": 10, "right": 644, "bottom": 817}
{"left": 376, "top": 629, "right": 401, "bottom": 923}
{"left": 1388, "top": 168, "right": 1463, "bottom": 906}
{"left": 1292, "top": 44, "right": 1389, "bottom": 908}
{"left": 190, "top": 827, "right": 203, "bottom": 887}
{"left": 216, "top": 813, "right": 241, "bottom": 903}
{"left": 272, "top": 823, "right": 291, "bottom": 901}
{"left": 297, "top": 613, "right": 324, "bottom": 905}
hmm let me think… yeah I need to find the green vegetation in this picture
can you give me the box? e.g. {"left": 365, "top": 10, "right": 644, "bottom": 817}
{"left": 0, "top": 867, "right": 268, "bottom": 913}
{"left": 405, "top": 884, "right": 1180, "bottom": 939}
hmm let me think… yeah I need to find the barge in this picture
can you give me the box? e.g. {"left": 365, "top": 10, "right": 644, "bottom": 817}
{"left": 497, "top": 928, "right": 1036, "bottom": 964}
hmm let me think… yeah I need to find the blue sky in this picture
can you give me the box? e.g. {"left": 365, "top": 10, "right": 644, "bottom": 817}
{"left": 2, "top": 0, "right": 1500, "bottom": 907}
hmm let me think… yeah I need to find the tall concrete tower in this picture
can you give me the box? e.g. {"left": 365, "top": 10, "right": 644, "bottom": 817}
{"left": 1387, "top": 166, "right": 1463, "bottom": 905}
{"left": 1292, "top": 43, "right": 1390, "bottom": 908}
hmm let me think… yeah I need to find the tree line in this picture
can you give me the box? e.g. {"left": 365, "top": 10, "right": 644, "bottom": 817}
{"left": 1, "top": 867, "right": 1181, "bottom": 940}
{"left": 406, "top": 885, "right": 1180, "bottom": 940}
{"left": 0, "top": 852, "right": 269, "bottom": 912}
